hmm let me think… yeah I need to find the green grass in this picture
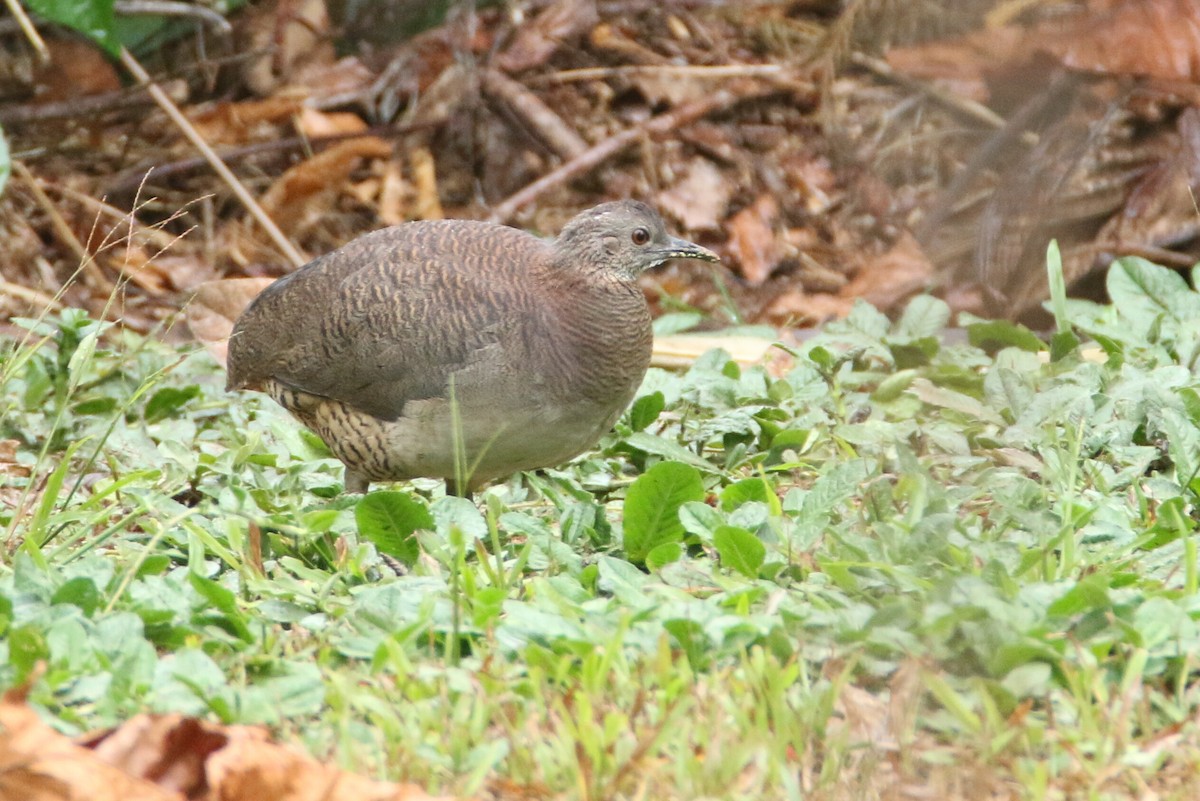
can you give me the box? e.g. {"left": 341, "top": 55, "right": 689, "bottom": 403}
{"left": 4, "top": 256, "right": 1200, "bottom": 798}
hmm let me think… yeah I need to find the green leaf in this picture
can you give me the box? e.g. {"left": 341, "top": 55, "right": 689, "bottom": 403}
{"left": 25, "top": 0, "right": 118, "bottom": 53}
{"left": 720, "top": 478, "right": 772, "bottom": 511}
{"left": 1108, "top": 256, "right": 1200, "bottom": 326}
{"left": 965, "top": 319, "right": 1045, "bottom": 354}
{"left": 713, "top": 526, "right": 765, "bottom": 577}
{"left": 144, "top": 385, "right": 201, "bottom": 422}
{"left": 629, "top": 391, "right": 665, "bottom": 432}
{"left": 622, "top": 431, "right": 717, "bottom": 473}
{"left": 623, "top": 461, "right": 705, "bottom": 563}
{"left": 1047, "top": 239, "right": 1069, "bottom": 334}
{"left": 895, "top": 295, "right": 950, "bottom": 339}
{"left": 51, "top": 577, "right": 101, "bottom": 617}
{"left": 652, "top": 311, "right": 702, "bottom": 336}
{"left": 188, "top": 572, "right": 254, "bottom": 642}
{"left": 645, "top": 542, "right": 683, "bottom": 570}
{"left": 355, "top": 491, "right": 433, "bottom": 565}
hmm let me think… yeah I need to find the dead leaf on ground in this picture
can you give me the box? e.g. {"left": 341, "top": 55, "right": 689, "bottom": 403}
{"left": 35, "top": 38, "right": 122, "bottom": 103}
{"left": 632, "top": 69, "right": 715, "bottom": 107}
{"left": 726, "top": 195, "right": 781, "bottom": 286}
{"left": 885, "top": 26, "right": 1026, "bottom": 104}
{"left": 295, "top": 107, "right": 370, "bottom": 138}
{"left": 2, "top": 689, "right": 453, "bottom": 801}
{"left": 762, "top": 289, "right": 855, "bottom": 326}
{"left": 0, "top": 689, "right": 174, "bottom": 801}
{"left": 186, "top": 278, "right": 275, "bottom": 367}
{"left": 190, "top": 97, "right": 306, "bottom": 145}
{"left": 241, "top": 0, "right": 334, "bottom": 96}
{"left": 0, "top": 439, "right": 28, "bottom": 479}
{"left": 261, "top": 138, "right": 394, "bottom": 234}
{"left": 1038, "top": 0, "right": 1200, "bottom": 82}
{"left": 657, "top": 158, "right": 731, "bottom": 232}
{"left": 495, "top": 0, "right": 599, "bottom": 73}
{"left": 839, "top": 232, "right": 932, "bottom": 310}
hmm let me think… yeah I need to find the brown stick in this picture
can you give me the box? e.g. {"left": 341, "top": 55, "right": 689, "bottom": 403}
{"left": 0, "top": 80, "right": 187, "bottom": 126}
{"left": 488, "top": 84, "right": 775, "bottom": 223}
{"left": 117, "top": 47, "right": 308, "bottom": 269}
{"left": 482, "top": 68, "right": 588, "bottom": 160}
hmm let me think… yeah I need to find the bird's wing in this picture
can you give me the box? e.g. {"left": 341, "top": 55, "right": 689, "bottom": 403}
{"left": 227, "top": 223, "right": 547, "bottom": 420}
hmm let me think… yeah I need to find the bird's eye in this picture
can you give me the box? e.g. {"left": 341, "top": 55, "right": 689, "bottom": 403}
{"left": 631, "top": 227, "right": 650, "bottom": 245}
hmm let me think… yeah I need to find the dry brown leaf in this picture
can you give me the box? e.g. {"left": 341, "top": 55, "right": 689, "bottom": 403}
{"left": 186, "top": 278, "right": 275, "bottom": 367}
{"left": 410, "top": 147, "right": 444, "bottom": 221}
{"left": 839, "top": 233, "right": 932, "bottom": 312}
{"left": 495, "top": 0, "right": 598, "bottom": 73}
{"left": 78, "top": 706, "right": 453, "bottom": 801}
{"left": 85, "top": 715, "right": 219, "bottom": 795}
{"left": 885, "top": 26, "right": 1026, "bottom": 104}
{"left": 631, "top": 70, "right": 714, "bottom": 107}
{"left": 190, "top": 97, "right": 305, "bottom": 145}
{"left": 241, "top": 0, "right": 333, "bottom": 96}
{"left": 0, "top": 439, "right": 28, "bottom": 479}
{"left": 0, "top": 690, "right": 175, "bottom": 801}
{"left": 35, "top": 38, "right": 122, "bottom": 103}
{"left": 261, "top": 138, "right": 394, "bottom": 234}
{"left": 378, "top": 160, "right": 407, "bottom": 226}
{"left": 207, "top": 727, "right": 445, "bottom": 801}
{"left": 295, "top": 107, "right": 369, "bottom": 138}
{"left": 1040, "top": 0, "right": 1200, "bottom": 81}
{"left": 725, "top": 195, "right": 780, "bottom": 286}
{"left": 656, "top": 158, "right": 731, "bottom": 232}
{"left": 762, "top": 290, "right": 855, "bottom": 326}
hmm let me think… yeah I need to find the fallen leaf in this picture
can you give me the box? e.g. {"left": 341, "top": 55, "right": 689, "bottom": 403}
{"left": 186, "top": 278, "right": 275, "bottom": 367}
{"left": 295, "top": 107, "right": 369, "bottom": 138}
{"left": 0, "top": 689, "right": 174, "bottom": 801}
{"left": 657, "top": 158, "right": 731, "bottom": 232}
{"left": 495, "top": 0, "right": 598, "bottom": 72}
{"left": 839, "top": 233, "right": 933, "bottom": 312}
{"left": 190, "top": 97, "right": 305, "bottom": 145}
{"left": 725, "top": 195, "right": 780, "bottom": 286}
{"left": 261, "top": 138, "right": 394, "bottom": 234}
{"left": 1040, "top": 0, "right": 1200, "bottom": 81}
{"left": 35, "top": 38, "right": 121, "bottom": 103}
{"left": 762, "top": 289, "right": 854, "bottom": 326}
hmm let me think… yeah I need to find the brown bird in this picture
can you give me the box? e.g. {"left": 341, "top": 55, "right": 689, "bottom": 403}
{"left": 226, "top": 201, "right": 719, "bottom": 495}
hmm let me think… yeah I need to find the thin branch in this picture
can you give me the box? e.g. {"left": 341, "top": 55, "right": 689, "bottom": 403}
{"left": 488, "top": 83, "right": 778, "bottom": 223}
{"left": 2, "top": 0, "right": 48, "bottom": 60}
{"left": 117, "top": 47, "right": 307, "bottom": 268}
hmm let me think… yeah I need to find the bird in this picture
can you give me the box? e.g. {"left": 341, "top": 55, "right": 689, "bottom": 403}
{"left": 226, "top": 200, "right": 719, "bottom": 496}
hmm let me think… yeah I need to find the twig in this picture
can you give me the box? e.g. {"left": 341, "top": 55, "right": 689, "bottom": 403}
{"left": 13, "top": 161, "right": 114, "bottom": 292}
{"left": 2, "top": 0, "right": 48, "bottom": 61}
{"left": 0, "top": 80, "right": 187, "bottom": 126}
{"left": 482, "top": 68, "right": 588, "bottom": 160}
{"left": 850, "top": 52, "right": 1005, "bottom": 130}
{"left": 532, "top": 63, "right": 788, "bottom": 85}
{"left": 0, "top": 279, "right": 63, "bottom": 312}
{"left": 489, "top": 84, "right": 776, "bottom": 223}
{"left": 117, "top": 47, "right": 307, "bottom": 268}
{"left": 105, "top": 122, "right": 438, "bottom": 195}
{"left": 112, "top": 0, "right": 233, "bottom": 35}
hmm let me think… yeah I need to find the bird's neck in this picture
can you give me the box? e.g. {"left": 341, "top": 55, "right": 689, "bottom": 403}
{"left": 538, "top": 266, "right": 653, "bottom": 405}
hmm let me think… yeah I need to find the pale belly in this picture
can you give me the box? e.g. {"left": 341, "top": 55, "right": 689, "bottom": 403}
{"left": 267, "top": 379, "right": 629, "bottom": 491}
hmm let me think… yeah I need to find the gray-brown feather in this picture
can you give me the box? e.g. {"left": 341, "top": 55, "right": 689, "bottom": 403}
{"left": 225, "top": 201, "right": 713, "bottom": 493}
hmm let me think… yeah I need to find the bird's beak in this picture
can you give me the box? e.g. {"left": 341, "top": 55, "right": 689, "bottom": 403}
{"left": 655, "top": 236, "right": 721, "bottom": 264}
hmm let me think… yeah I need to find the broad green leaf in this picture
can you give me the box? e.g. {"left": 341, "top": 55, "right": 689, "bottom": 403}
{"left": 25, "top": 0, "right": 118, "bottom": 53}
{"left": 623, "top": 461, "right": 705, "bottom": 563}
{"left": 713, "top": 526, "right": 765, "bottom": 577}
{"left": 355, "top": 491, "right": 433, "bottom": 565}
{"left": 629, "top": 391, "right": 665, "bottom": 432}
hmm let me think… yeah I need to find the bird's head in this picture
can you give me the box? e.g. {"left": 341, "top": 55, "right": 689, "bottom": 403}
{"left": 553, "top": 200, "right": 719, "bottom": 280}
